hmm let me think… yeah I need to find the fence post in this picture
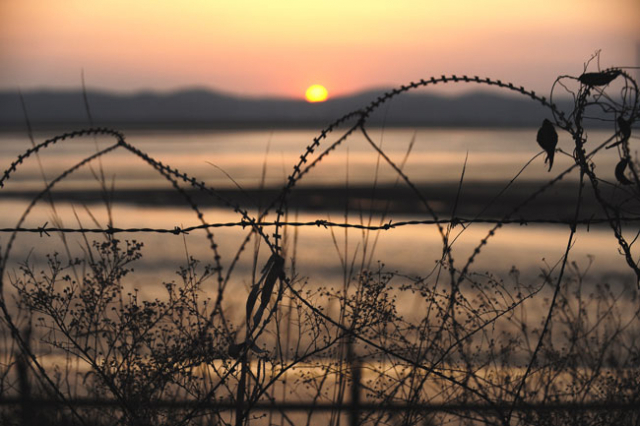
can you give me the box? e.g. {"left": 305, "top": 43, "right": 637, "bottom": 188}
{"left": 347, "top": 341, "right": 361, "bottom": 426}
{"left": 235, "top": 353, "right": 248, "bottom": 426}
{"left": 17, "top": 324, "right": 34, "bottom": 426}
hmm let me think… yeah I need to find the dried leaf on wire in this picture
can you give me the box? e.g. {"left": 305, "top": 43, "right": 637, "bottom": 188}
{"left": 245, "top": 253, "right": 285, "bottom": 331}
{"left": 245, "top": 283, "right": 261, "bottom": 329}
{"left": 618, "top": 116, "right": 631, "bottom": 142}
{"left": 536, "top": 119, "right": 558, "bottom": 171}
{"left": 578, "top": 70, "right": 621, "bottom": 87}
{"left": 615, "top": 159, "right": 634, "bottom": 186}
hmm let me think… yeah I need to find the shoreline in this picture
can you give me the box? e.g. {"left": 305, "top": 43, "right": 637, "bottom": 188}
{"left": 0, "top": 181, "right": 622, "bottom": 221}
{"left": 0, "top": 122, "right": 560, "bottom": 134}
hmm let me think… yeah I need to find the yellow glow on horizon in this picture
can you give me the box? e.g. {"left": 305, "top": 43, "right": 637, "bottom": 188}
{"left": 305, "top": 84, "right": 328, "bottom": 102}
{"left": 1, "top": 0, "right": 638, "bottom": 96}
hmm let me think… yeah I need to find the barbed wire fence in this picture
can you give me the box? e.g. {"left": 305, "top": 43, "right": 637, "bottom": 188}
{"left": 3, "top": 216, "right": 640, "bottom": 237}
{"left": 1, "top": 62, "right": 639, "bottom": 426}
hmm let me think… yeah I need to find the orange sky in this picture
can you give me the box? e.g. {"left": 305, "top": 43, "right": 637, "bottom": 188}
{"left": 1, "top": 0, "right": 638, "bottom": 99}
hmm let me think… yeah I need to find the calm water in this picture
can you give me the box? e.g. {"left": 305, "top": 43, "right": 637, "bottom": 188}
{"left": 1, "top": 127, "right": 636, "bottom": 306}
{"left": 0, "top": 127, "right": 622, "bottom": 190}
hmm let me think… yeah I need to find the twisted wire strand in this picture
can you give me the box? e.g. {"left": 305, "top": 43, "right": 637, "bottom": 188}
{"left": 1, "top": 216, "right": 637, "bottom": 235}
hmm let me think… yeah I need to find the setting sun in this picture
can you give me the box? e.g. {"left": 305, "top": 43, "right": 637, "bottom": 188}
{"left": 305, "top": 84, "right": 328, "bottom": 102}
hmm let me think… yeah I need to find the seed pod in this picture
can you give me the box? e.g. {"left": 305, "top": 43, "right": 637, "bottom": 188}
{"left": 228, "top": 342, "right": 245, "bottom": 359}
{"left": 578, "top": 70, "right": 621, "bottom": 87}
{"left": 537, "top": 119, "right": 558, "bottom": 171}
{"left": 615, "top": 159, "right": 634, "bottom": 185}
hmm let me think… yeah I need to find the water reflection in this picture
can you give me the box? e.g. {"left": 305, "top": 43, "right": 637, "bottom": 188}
{"left": 0, "top": 128, "right": 619, "bottom": 191}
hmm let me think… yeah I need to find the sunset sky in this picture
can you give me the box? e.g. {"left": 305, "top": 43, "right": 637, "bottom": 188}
{"left": 1, "top": 0, "right": 638, "bottom": 99}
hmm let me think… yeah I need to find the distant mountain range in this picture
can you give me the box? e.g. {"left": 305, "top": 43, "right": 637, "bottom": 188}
{"left": 0, "top": 88, "right": 583, "bottom": 130}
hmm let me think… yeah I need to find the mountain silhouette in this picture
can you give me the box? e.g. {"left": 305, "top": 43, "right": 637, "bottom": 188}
{"left": 0, "top": 88, "right": 578, "bottom": 130}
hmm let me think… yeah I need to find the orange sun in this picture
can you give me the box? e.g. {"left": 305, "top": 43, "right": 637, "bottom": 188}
{"left": 305, "top": 84, "right": 328, "bottom": 102}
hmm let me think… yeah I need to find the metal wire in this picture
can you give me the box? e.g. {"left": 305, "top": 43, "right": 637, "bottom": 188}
{"left": 2, "top": 216, "right": 639, "bottom": 236}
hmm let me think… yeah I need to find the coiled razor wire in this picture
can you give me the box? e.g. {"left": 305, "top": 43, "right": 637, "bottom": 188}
{"left": 1, "top": 70, "right": 639, "bottom": 425}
